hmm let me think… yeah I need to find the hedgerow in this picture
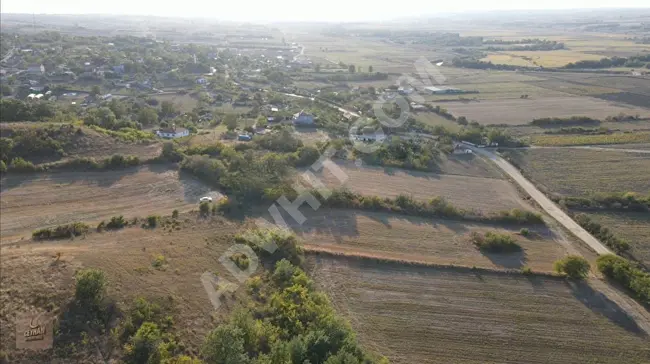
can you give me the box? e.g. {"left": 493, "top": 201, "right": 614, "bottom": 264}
{"left": 32, "top": 222, "right": 89, "bottom": 240}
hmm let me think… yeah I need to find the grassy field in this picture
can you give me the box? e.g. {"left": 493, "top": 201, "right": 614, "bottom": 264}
{"left": 442, "top": 96, "right": 650, "bottom": 125}
{"left": 309, "top": 256, "right": 650, "bottom": 364}
{"left": 586, "top": 212, "right": 650, "bottom": 267}
{"left": 0, "top": 165, "right": 220, "bottom": 242}
{"left": 152, "top": 93, "right": 199, "bottom": 112}
{"left": 531, "top": 132, "right": 650, "bottom": 146}
{"left": 312, "top": 160, "right": 531, "bottom": 214}
{"left": 505, "top": 148, "right": 650, "bottom": 197}
{"left": 0, "top": 216, "right": 248, "bottom": 361}
{"left": 483, "top": 50, "right": 604, "bottom": 68}
{"left": 412, "top": 112, "right": 461, "bottom": 131}
{"left": 271, "top": 208, "right": 568, "bottom": 272}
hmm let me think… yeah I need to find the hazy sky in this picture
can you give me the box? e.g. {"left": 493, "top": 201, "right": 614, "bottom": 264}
{"left": 1, "top": 0, "right": 649, "bottom": 22}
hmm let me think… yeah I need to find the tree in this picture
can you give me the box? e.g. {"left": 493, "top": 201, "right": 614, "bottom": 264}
{"left": 84, "top": 107, "right": 117, "bottom": 129}
{"left": 199, "top": 202, "right": 211, "bottom": 217}
{"left": 125, "top": 322, "right": 163, "bottom": 364}
{"left": 138, "top": 107, "right": 159, "bottom": 126}
{"left": 554, "top": 255, "right": 590, "bottom": 279}
{"left": 256, "top": 115, "right": 268, "bottom": 129}
{"left": 161, "top": 101, "right": 176, "bottom": 118}
{"left": 90, "top": 85, "right": 101, "bottom": 97}
{"left": 74, "top": 268, "right": 107, "bottom": 306}
{"left": 368, "top": 65, "right": 373, "bottom": 73}
{"left": 1, "top": 84, "right": 12, "bottom": 96}
{"left": 0, "top": 160, "right": 6, "bottom": 173}
{"left": 348, "top": 64, "right": 356, "bottom": 73}
{"left": 201, "top": 325, "right": 248, "bottom": 364}
{"left": 224, "top": 114, "right": 238, "bottom": 131}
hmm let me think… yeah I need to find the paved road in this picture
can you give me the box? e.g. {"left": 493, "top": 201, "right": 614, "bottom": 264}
{"left": 470, "top": 147, "right": 613, "bottom": 256}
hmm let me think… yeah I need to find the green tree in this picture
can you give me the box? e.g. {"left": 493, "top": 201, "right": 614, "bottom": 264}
{"left": 161, "top": 101, "right": 176, "bottom": 118}
{"left": 125, "top": 322, "right": 163, "bottom": 364}
{"left": 0, "top": 160, "right": 6, "bottom": 173}
{"left": 554, "top": 255, "right": 590, "bottom": 279}
{"left": 368, "top": 65, "right": 373, "bottom": 73}
{"left": 138, "top": 107, "right": 159, "bottom": 126}
{"left": 74, "top": 268, "right": 107, "bottom": 306}
{"left": 1, "top": 84, "right": 12, "bottom": 96}
{"left": 202, "top": 325, "right": 248, "bottom": 364}
{"left": 84, "top": 107, "right": 117, "bottom": 129}
{"left": 199, "top": 202, "right": 211, "bottom": 217}
{"left": 348, "top": 64, "right": 356, "bottom": 73}
{"left": 91, "top": 85, "right": 101, "bottom": 97}
{"left": 224, "top": 114, "right": 238, "bottom": 131}
{"left": 256, "top": 115, "right": 268, "bottom": 129}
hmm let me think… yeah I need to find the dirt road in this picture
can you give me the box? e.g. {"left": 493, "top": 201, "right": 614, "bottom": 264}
{"left": 470, "top": 147, "right": 612, "bottom": 255}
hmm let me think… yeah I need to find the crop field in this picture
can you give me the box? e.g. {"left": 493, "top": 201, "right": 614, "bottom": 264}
{"left": 312, "top": 161, "right": 530, "bottom": 214}
{"left": 412, "top": 112, "right": 461, "bottom": 131}
{"left": 273, "top": 208, "right": 567, "bottom": 272}
{"left": 484, "top": 50, "right": 604, "bottom": 68}
{"left": 423, "top": 81, "right": 567, "bottom": 103}
{"left": 531, "top": 132, "right": 650, "bottom": 146}
{"left": 505, "top": 148, "right": 650, "bottom": 197}
{"left": 309, "top": 257, "right": 650, "bottom": 364}
{"left": 442, "top": 96, "right": 650, "bottom": 125}
{"left": 0, "top": 217, "right": 247, "bottom": 356}
{"left": 152, "top": 93, "right": 200, "bottom": 112}
{"left": 586, "top": 212, "right": 650, "bottom": 267}
{"left": 0, "top": 165, "right": 220, "bottom": 242}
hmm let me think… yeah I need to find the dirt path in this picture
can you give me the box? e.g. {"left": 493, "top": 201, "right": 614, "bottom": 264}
{"left": 470, "top": 147, "right": 612, "bottom": 255}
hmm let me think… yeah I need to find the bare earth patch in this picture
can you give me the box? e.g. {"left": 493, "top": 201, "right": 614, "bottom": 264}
{"left": 0, "top": 165, "right": 220, "bottom": 242}
{"left": 313, "top": 161, "right": 529, "bottom": 214}
{"left": 309, "top": 257, "right": 650, "bottom": 364}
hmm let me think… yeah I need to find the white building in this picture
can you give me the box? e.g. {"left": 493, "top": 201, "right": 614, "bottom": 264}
{"left": 156, "top": 126, "right": 190, "bottom": 139}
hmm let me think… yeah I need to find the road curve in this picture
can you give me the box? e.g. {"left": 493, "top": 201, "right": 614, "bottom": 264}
{"left": 470, "top": 147, "right": 613, "bottom": 255}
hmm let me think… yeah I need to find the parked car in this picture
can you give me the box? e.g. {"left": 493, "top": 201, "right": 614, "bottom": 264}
{"left": 199, "top": 197, "right": 213, "bottom": 203}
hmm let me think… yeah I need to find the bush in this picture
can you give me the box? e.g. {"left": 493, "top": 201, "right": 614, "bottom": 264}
{"left": 9, "top": 157, "right": 38, "bottom": 172}
{"left": 106, "top": 215, "right": 127, "bottom": 230}
{"left": 32, "top": 222, "right": 89, "bottom": 240}
{"left": 521, "top": 266, "right": 533, "bottom": 275}
{"left": 172, "top": 209, "right": 179, "bottom": 219}
{"left": 97, "top": 221, "right": 106, "bottom": 232}
{"left": 230, "top": 253, "right": 250, "bottom": 270}
{"left": 493, "top": 209, "right": 544, "bottom": 225}
{"left": 74, "top": 268, "right": 107, "bottom": 306}
{"left": 152, "top": 255, "right": 165, "bottom": 269}
{"left": 519, "top": 228, "right": 530, "bottom": 237}
{"left": 0, "top": 160, "right": 6, "bottom": 173}
{"left": 146, "top": 215, "right": 160, "bottom": 228}
{"left": 597, "top": 254, "right": 650, "bottom": 305}
{"left": 470, "top": 231, "right": 521, "bottom": 253}
{"left": 236, "top": 228, "right": 304, "bottom": 266}
{"left": 199, "top": 201, "right": 211, "bottom": 217}
{"left": 573, "top": 213, "right": 630, "bottom": 253}
{"left": 554, "top": 255, "right": 591, "bottom": 279}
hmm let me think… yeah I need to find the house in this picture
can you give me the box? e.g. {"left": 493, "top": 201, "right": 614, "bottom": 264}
{"left": 156, "top": 125, "right": 190, "bottom": 139}
{"left": 196, "top": 78, "right": 207, "bottom": 85}
{"left": 292, "top": 110, "right": 314, "bottom": 126}
{"left": 238, "top": 134, "right": 252, "bottom": 141}
{"left": 26, "top": 64, "right": 45, "bottom": 75}
{"left": 113, "top": 64, "right": 125, "bottom": 74}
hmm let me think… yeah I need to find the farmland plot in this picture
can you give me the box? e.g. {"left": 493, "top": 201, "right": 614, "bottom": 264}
{"left": 505, "top": 148, "right": 650, "bottom": 197}
{"left": 310, "top": 257, "right": 650, "bottom": 364}
{"left": 443, "top": 96, "right": 650, "bottom": 125}
{"left": 586, "top": 212, "right": 650, "bottom": 267}
{"left": 272, "top": 208, "right": 567, "bottom": 272}
{"left": 0, "top": 166, "right": 220, "bottom": 242}
{"left": 312, "top": 161, "right": 529, "bottom": 214}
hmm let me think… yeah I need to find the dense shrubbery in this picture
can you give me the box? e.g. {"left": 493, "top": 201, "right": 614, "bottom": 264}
{"left": 531, "top": 116, "right": 600, "bottom": 127}
{"left": 235, "top": 228, "right": 304, "bottom": 266}
{"left": 201, "top": 257, "right": 386, "bottom": 364}
{"left": 543, "top": 126, "right": 610, "bottom": 135}
{"left": 32, "top": 222, "right": 89, "bottom": 240}
{"left": 253, "top": 129, "right": 304, "bottom": 153}
{"left": 559, "top": 192, "right": 649, "bottom": 212}
{"left": 470, "top": 231, "right": 521, "bottom": 253}
{"left": 572, "top": 213, "right": 631, "bottom": 253}
{"left": 88, "top": 125, "right": 155, "bottom": 142}
{"left": 358, "top": 137, "right": 443, "bottom": 171}
{"left": 597, "top": 254, "right": 650, "bottom": 305}
{"left": 0, "top": 99, "right": 58, "bottom": 122}
{"left": 452, "top": 58, "right": 524, "bottom": 70}
{"left": 554, "top": 255, "right": 591, "bottom": 279}
{"left": 564, "top": 54, "right": 650, "bottom": 69}
{"left": 493, "top": 209, "right": 544, "bottom": 225}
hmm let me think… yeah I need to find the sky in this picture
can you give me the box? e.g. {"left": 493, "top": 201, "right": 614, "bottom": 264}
{"left": 1, "top": 0, "right": 649, "bottom": 22}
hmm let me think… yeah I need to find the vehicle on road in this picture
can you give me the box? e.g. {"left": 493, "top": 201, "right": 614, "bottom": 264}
{"left": 199, "top": 197, "right": 213, "bottom": 203}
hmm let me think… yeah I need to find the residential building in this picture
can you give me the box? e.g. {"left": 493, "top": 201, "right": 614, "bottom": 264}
{"left": 292, "top": 110, "right": 314, "bottom": 126}
{"left": 156, "top": 125, "right": 190, "bottom": 139}
{"left": 26, "top": 64, "right": 45, "bottom": 75}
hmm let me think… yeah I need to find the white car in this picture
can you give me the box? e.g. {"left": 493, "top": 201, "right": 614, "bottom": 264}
{"left": 199, "top": 197, "right": 213, "bottom": 203}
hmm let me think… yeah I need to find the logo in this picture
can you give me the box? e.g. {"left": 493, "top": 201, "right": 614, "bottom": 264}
{"left": 16, "top": 312, "right": 53, "bottom": 350}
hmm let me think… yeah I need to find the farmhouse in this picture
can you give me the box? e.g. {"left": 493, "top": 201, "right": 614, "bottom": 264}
{"left": 292, "top": 110, "right": 314, "bottom": 126}
{"left": 156, "top": 125, "right": 189, "bottom": 139}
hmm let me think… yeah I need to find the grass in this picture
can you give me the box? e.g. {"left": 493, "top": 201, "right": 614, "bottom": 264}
{"left": 309, "top": 256, "right": 650, "bottom": 364}
{"left": 504, "top": 148, "right": 650, "bottom": 197}
{"left": 483, "top": 50, "right": 604, "bottom": 68}
{"left": 531, "top": 132, "right": 650, "bottom": 146}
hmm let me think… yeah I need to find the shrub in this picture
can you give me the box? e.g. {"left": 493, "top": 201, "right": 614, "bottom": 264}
{"left": 152, "top": 255, "right": 166, "bottom": 269}
{"left": 215, "top": 197, "right": 233, "bottom": 215}
{"left": 554, "top": 255, "right": 591, "bottom": 279}
{"left": 106, "top": 215, "right": 127, "bottom": 230}
{"left": 521, "top": 266, "right": 533, "bottom": 275}
{"left": 0, "top": 160, "right": 6, "bottom": 173}
{"left": 573, "top": 213, "right": 631, "bottom": 253}
{"left": 236, "top": 228, "right": 303, "bottom": 266}
{"left": 74, "top": 268, "right": 107, "bottom": 306}
{"left": 519, "top": 228, "right": 530, "bottom": 237}
{"left": 199, "top": 201, "right": 211, "bottom": 217}
{"left": 32, "top": 222, "right": 89, "bottom": 240}
{"left": 493, "top": 209, "right": 544, "bottom": 225}
{"left": 230, "top": 253, "right": 250, "bottom": 270}
{"left": 172, "top": 209, "right": 179, "bottom": 219}
{"left": 597, "top": 254, "right": 650, "bottom": 305}
{"left": 470, "top": 231, "right": 521, "bottom": 253}
{"left": 9, "top": 157, "right": 38, "bottom": 172}
{"left": 146, "top": 215, "right": 160, "bottom": 228}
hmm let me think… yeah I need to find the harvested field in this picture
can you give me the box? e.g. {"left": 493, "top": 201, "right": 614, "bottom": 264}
{"left": 272, "top": 208, "right": 567, "bottom": 272}
{"left": 531, "top": 132, "right": 650, "bottom": 146}
{"left": 309, "top": 257, "right": 650, "bottom": 364}
{"left": 586, "top": 212, "right": 650, "bottom": 267}
{"left": 313, "top": 161, "right": 529, "bottom": 214}
{"left": 443, "top": 96, "right": 650, "bottom": 125}
{"left": 0, "top": 165, "right": 220, "bottom": 242}
{"left": 505, "top": 148, "right": 650, "bottom": 197}
{"left": 413, "top": 112, "right": 461, "bottom": 131}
